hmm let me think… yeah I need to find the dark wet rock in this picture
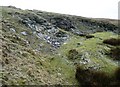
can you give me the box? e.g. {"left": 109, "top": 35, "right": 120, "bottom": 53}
{"left": 55, "top": 31, "right": 67, "bottom": 37}
{"left": 50, "top": 17, "right": 76, "bottom": 31}
{"left": 85, "top": 34, "right": 94, "bottom": 39}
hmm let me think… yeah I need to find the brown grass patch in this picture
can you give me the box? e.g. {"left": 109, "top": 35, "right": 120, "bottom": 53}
{"left": 103, "top": 38, "right": 120, "bottom": 46}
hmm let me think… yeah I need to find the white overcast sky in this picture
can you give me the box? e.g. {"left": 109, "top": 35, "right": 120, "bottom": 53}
{"left": 0, "top": 0, "right": 119, "bottom": 19}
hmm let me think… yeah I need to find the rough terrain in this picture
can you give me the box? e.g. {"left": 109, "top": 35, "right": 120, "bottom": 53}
{"left": 0, "top": 6, "right": 120, "bottom": 86}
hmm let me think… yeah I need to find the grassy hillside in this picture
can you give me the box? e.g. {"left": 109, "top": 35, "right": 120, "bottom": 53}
{"left": 0, "top": 6, "right": 120, "bottom": 86}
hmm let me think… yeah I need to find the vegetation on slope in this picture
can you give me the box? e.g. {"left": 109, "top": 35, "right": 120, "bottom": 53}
{"left": 0, "top": 6, "right": 119, "bottom": 86}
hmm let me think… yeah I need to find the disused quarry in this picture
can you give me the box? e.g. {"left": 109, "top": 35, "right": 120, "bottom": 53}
{"left": 1, "top": 6, "right": 120, "bottom": 86}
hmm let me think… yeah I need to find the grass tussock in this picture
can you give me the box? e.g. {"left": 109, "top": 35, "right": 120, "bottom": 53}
{"left": 75, "top": 65, "right": 120, "bottom": 87}
{"left": 67, "top": 49, "right": 79, "bottom": 60}
{"left": 110, "top": 47, "right": 120, "bottom": 61}
{"left": 110, "top": 67, "right": 120, "bottom": 87}
{"left": 114, "top": 67, "right": 120, "bottom": 81}
{"left": 103, "top": 38, "right": 120, "bottom": 46}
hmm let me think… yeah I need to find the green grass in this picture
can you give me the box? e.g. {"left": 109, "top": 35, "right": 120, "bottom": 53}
{"left": 46, "top": 56, "right": 78, "bottom": 84}
{"left": 1, "top": 6, "right": 119, "bottom": 85}
{"left": 59, "top": 32, "right": 118, "bottom": 75}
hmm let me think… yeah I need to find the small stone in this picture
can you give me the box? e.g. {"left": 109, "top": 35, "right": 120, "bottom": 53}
{"left": 63, "top": 42, "right": 67, "bottom": 45}
{"left": 57, "top": 73, "right": 61, "bottom": 76}
{"left": 10, "top": 28, "right": 16, "bottom": 32}
{"left": 21, "top": 31, "right": 27, "bottom": 36}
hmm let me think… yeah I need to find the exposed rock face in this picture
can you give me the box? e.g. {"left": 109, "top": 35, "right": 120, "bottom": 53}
{"left": 3, "top": 6, "right": 118, "bottom": 48}
{"left": 7, "top": 11, "right": 70, "bottom": 48}
{"left": 1, "top": 6, "right": 119, "bottom": 86}
{"left": 50, "top": 17, "right": 76, "bottom": 31}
